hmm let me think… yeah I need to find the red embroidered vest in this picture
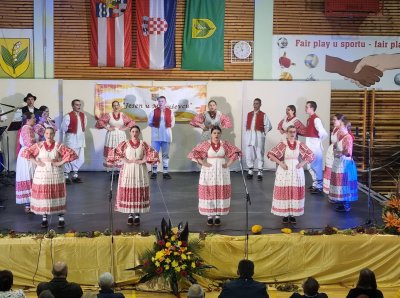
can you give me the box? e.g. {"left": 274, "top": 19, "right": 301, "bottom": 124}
{"left": 246, "top": 111, "right": 265, "bottom": 132}
{"left": 306, "top": 114, "right": 319, "bottom": 138}
{"left": 153, "top": 108, "right": 172, "bottom": 128}
{"left": 67, "top": 112, "right": 85, "bottom": 133}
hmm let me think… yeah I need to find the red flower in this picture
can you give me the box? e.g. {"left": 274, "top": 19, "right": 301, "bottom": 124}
{"left": 180, "top": 270, "right": 188, "bottom": 277}
{"left": 195, "top": 260, "right": 202, "bottom": 267}
{"left": 155, "top": 267, "right": 164, "bottom": 275}
{"left": 180, "top": 241, "right": 188, "bottom": 247}
{"left": 157, "top": 240, "right": 166, "bottom": 246}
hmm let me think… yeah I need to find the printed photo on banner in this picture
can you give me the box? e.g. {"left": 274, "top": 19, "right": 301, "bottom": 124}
{"left": 94, "top": 84, "right": 207, "bottom": 122}
{"left": 273, "top": 35, "right": 400, "bottom": 90}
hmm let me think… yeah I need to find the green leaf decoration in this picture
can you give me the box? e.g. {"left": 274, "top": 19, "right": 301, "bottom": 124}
{"left": 14, "top": 47, "right": 28, "bottom": 69}
{"left": 196, "top": 29, "right": 209, "bottom": 38}
{"left": 197, "top": 19, "right": 211, "bottom": 30}
{"left": 1, "top": 46, "right": 14, "bottom": 68}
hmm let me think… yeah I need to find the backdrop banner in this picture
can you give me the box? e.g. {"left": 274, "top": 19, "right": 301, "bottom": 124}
{"left": 94, "top": 84, "right": 207, "bottom": 122}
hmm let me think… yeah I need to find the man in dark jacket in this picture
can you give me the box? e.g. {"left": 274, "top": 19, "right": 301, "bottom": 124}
{"left": 218, "top": 259, "right": 268, "bottom": 298}
{"left": 36, "top": 261, "right": 83, "bottom": 298}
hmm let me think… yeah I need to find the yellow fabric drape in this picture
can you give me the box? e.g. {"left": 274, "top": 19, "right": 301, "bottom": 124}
{"left": 0, "top": 234, "right": 399, "bottom": 289}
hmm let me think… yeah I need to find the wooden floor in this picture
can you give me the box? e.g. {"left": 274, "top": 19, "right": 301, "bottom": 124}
{"left": 21, "top": 285, "right": 400, "bottom": 298}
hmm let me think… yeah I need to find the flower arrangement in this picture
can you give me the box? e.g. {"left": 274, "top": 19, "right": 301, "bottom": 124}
{"left": 382, "top": 192, "right": 400, "bottom": 235}
{"left": 129, "top": 218, "right": 214, "bottom": 297}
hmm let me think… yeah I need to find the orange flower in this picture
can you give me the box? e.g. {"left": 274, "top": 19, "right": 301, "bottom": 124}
{"left": 383, "top": 211, "right": 400, "bottom": 228}
{"left": 387, "top": 198, "right": 400, "bottom": 209}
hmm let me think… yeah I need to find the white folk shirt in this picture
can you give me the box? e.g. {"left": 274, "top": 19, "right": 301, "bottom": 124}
{"left": 148, "top": 109, "right": 175, "bottom": 143}
{"left": 61, "top": 112, "right": 86, "bottom": 148}
{"left": 245, "top": 111, "right": 272, "bottom": 147}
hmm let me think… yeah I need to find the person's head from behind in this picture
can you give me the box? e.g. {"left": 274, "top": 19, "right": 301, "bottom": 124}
{"left": 237, "top": 259, "right": 254, "bottom": 279}
{"left": 188, "top": 284, "right": 205, "bottom": 298}
{"left": 302, "top": 277, "right": 320, "bottom": 296}
{"left": 357, "top": 268, "right": 377, "bottom": 290}
{"left": 0, "top": 270, "right": 13, "bottom": 291}
{"left": 52, "top": 261, "right": 68, "bottom": 278}
{"left": 99, "top": 272, "right": 114, "bottom": 290}
{"left": 39, "top": 290, "right": 55, "bottom": 298}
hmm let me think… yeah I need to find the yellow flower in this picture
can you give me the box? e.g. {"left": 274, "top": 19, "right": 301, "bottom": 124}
{"left": 165, "top": 258, "right": 171, "bottom": 264}
{"left": 281, "top": 228, "right": 292, "bottom": 234}
{"left": 191, "top": 262, "right": 196, "bottom": 268}
{"left": 181, "top": 254, "right": 187, "bottom": 260}
{"left": 171, "top": 236, "right": 176, "bottom": 241}
{"left": 178, "top": 241, "right": 182, "bottom": 246}
{"left": 171, "top": 227, "right": 178, "bottom": 234}
{"left": 175, "top": 266, "right": 181, "bottom": 272}
{"left": 165, "top": 265, "right": 170, "bottom": 270}
{"left": 171, "top": 260, "right": 179, "bottom": 268}
{"left": 299, "top": 230, "right": 305, "bottom": 235}
{"left": 155, "top": 261, "right": 160, "bottom": 267}
{"left": 155, "top": 250, "right": 165, "bottom": 260}
{"left": 181, "top": 264, "right": 187, "bottom": 269}
{"left": 165, "top": 242, "right": 171, "bottom": 248}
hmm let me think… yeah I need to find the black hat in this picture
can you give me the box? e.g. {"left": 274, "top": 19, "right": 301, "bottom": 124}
{"left": 23, "top": 93, "right": 37, "bottom": 102}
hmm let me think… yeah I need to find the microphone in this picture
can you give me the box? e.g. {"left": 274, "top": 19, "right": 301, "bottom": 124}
{"left": 355, "top": 127, "right": 359, "bottom": 137}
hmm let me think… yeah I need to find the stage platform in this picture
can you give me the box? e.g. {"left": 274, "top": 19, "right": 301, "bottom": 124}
{"left": 0, "top": 172, "right": 383, "bottom": 234}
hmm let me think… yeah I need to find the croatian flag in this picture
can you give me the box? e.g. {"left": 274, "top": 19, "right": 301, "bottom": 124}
{"left": 136, "top": 0, "right": 176, "bottom": 69}
{"left": 90, "top": 0, "right": 132, "bottom": 67}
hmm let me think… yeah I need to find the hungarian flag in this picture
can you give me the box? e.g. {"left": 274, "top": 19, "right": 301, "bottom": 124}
{"left": 136, "top": 0, "right": 177, "bottom": 69}
{"left": 182, "top": 0, "right": 225, "bottom": 70}
{"left": 90, "top": 0, "right": 132, "bottom": 67}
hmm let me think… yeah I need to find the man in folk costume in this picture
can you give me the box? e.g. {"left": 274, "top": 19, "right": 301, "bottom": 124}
{"left": 245, "top": 98, "right": 272, "bottom": 181}
{"left": 148, "top": 96, "right": 175, "bottom": 179}
{"left": 61, "top": 99, "right": 87, "bottom": 184}
{"left": 305, "top": 101, "right": 328, "bottom": 194}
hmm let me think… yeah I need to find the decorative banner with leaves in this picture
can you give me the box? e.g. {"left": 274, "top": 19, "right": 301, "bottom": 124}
{"left": 0, "top": 29, "right": 34, "bottom": 78}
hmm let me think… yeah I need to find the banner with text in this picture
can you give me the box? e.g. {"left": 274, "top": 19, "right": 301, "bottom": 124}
{"left": 272, "top": 35, "right": 400, "bottom": 90}
{"left": 94, "top": 84, "right": 207, "bottom": 122}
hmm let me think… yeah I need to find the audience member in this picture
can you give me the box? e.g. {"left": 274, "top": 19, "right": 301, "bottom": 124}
{"left": 188, "top": 284, "right": 205, "bottom": 298}
{"left": 218, "top": 259, "right": 268, "bottom": 298}
{"left": 36, "top": 261, "right": 83, "bottom": 298}
{"left": 289, "top": 277, "right": 328, "bottom": 298}
{"left": 346, "top": 268, "right": 383, "bottom": 298}
{"left": 38, "top": 290, "right": 55, "bottom": 298}
{"left": 0, "top": 270, "right": 25, "bottom": 298}
{"left": 97, "top": 272, "right": 124, "bottom": 298}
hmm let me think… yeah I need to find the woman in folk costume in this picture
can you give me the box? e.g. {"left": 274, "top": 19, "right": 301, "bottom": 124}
{"left": 322, "top": 114, "right": 342, "bottom": 195}
{"left": 15, "top": 112, "right": 37, "bottom": 214}
{"left": 107, "top": 125, "right": 159, "bottom": 226}
{"left": 34, "top": 106, "right": 58, "bottom": 141}
{"left": 188, "top": 126, "right": 241, "bottom": 226}
{"left": 190, "top": 100, "right": 232, "bottom": 141}
{"left": 22, "top": 127, "right": 78, "bottom": 228}
{"left": 277, "top": 105, "right": 306, "bottom": 138}
{"left": 267, "top": 125, "right": 314, "bottom": 224}
{"left": 329, "top": 116, "right": 358, "bottom": 212}
{"left": 96, "top": 100, "right": 135, "bottom": 171}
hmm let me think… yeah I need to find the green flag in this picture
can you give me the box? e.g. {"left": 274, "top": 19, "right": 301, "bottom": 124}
{"left": 182, "top": 0, "right": 225, "bottom": 70}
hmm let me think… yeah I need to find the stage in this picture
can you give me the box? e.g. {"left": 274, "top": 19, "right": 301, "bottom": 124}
{"left": 0, "top": 171, "right": 382, "bottom": 233}
{"left": 1, "top": 172, "right": 399, "bottom": 296}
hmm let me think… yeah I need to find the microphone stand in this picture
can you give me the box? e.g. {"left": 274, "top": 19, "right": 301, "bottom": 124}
{"left": 108, "top": 164, "right": 116, "bottom": 277}
{"left": 236, "top": 152, "right": 251, "bottom": 260}
{"left": 365, "top": 131, "right": 375, "bottom": 226}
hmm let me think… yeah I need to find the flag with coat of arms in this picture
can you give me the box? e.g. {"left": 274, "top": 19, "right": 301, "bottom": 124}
{"left": 90, "top": 0, "right": 132, "bottom": 67}
{"left": 136, "top": 0, "right": 177, "bottom": 69}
